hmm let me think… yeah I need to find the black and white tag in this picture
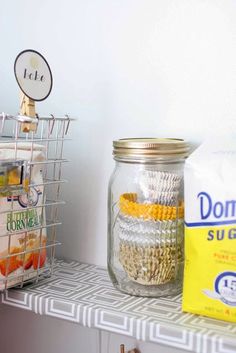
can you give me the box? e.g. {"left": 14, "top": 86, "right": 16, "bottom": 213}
{"left": 14, "top": 49, "right": 53, "bottom": 101}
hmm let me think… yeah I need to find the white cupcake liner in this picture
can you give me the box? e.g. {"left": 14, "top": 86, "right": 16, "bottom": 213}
{"left": 118, "top": 227, "right": 183, "bottom": 246}
{"left": 138, "top": 170, "right": 182, "bottom": 205}
{"left": 118, "top": 214, "right": 182, "bottom": 232}
{"left": 117, "top": 214, "right": 184, "bottom": 246}
{"left": 141, "top": 190, "right": 180, "bottom": 206}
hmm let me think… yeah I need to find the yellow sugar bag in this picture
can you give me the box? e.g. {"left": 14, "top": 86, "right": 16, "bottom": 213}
{"left": 183, "top": 137, "right": 236, "bottom": 322}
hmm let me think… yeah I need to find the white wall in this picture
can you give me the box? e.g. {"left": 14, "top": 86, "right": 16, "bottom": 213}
{"left": 0, "top": 305, "right": 100, "bottom": 353}
{"left": 1, "top": 0, "right": 236, "bottom": 266}
{"left": 0, "top": 305, "right": 189, "bottom": 353}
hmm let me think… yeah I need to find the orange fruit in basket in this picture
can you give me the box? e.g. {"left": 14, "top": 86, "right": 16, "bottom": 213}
{"left": 0, "top": 247, "right": 23, "bottom": 276}
{"left": 33, "top": 247, "right": 46, "bottom": 270}
{"left": 23, "top": 236, "right": 46, "bottom": 270}
{"left": 23, "top": 253, "right": 33, "bottom": 270}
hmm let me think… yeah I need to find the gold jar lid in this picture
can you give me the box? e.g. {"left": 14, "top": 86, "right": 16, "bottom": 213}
{"left": 113, "top": 138, "right": 190, "bottom": 161}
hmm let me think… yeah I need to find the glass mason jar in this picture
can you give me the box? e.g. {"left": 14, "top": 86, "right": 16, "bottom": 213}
{"left": 108, "top": 138, "right": 190, "bottom": 297}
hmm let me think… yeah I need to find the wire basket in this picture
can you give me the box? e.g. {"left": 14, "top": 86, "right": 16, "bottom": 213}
{"left": 0, "top": 112, "right": 72, "bottom": 290}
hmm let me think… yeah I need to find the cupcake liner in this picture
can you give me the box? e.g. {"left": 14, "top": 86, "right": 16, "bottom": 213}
{"left": 138, "top": 170, "right": 182, "bottom": 205}
{"left": 118, "top": 214, "right": 183, "bottom": 237}
{"left": 117, "top": 214, "right": 184, "bottom": 286}
{"left": 118, "top": 227, "right": 182, "bottom": 246}
{"left": 140, "top": 190, "right": 180, "bottom": 206}
{"left": 119, "top": 193, "right": 184, "bottom": 221}
{"left": 119, "top": 242, "right": 183, "bottom": 286}
{"left": 117, "top": 214, "right": 183, "bottom": 246}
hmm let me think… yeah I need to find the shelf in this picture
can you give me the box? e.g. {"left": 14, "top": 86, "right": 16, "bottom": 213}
{"left": 1, "top": 259, "right": 236, "bottom": 353}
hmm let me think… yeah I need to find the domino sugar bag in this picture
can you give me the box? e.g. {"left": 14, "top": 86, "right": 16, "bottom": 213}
{"left": 183, "top": 136, "right": 236, "bottom": 322}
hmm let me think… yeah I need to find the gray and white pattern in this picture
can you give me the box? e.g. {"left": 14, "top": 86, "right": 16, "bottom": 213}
{"left": 1, "top": 259, "right": 236, "bottom": 353}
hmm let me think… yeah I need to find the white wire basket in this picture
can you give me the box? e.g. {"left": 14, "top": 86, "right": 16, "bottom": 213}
{"left": 0, "top": 112, "right": 72, "bottom": 290}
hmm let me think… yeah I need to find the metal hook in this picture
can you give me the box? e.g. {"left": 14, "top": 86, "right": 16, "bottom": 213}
{"left": 1, "top": 112, "right": 6, "bottom": 134}
{"left": 33, "top": 113, "right": 40, "bottom": 133}
{"left": 65, "top": 114, "right": 71, "bottom": 135}
{"left": 49, "top": 114, "right": 56, "bottom": 136}
{"left": 120, "top": 344, "right": 125, "bottom": 353}
{"left": 120, "top": 345, "right": 140, "bottom": 353}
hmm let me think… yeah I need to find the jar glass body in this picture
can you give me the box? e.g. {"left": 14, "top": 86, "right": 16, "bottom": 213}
{"left": 108, "top": 158, "right": 185, "bottom": 297}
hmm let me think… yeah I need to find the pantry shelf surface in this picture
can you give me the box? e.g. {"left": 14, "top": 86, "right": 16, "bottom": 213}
{"left": 1, "top": 259, "right": 236, "bottom": 353}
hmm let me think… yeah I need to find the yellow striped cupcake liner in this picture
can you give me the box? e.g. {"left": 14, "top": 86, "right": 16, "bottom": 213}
{"left": 119, "top": 193, "right": 184, "bottom": 221}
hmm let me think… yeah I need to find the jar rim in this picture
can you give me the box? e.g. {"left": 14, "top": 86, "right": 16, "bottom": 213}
{"left": 113, "top": 138, "right": 190, "bottom": 160}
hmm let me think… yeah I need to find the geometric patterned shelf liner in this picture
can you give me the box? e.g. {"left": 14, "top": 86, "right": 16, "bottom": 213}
{"left": 0, "top": 259, "right": 236, "bottom": 353}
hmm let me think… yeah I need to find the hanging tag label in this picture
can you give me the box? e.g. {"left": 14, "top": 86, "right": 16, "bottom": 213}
{"left": 14, "top": 49, "right": 53, "bottom": 101}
